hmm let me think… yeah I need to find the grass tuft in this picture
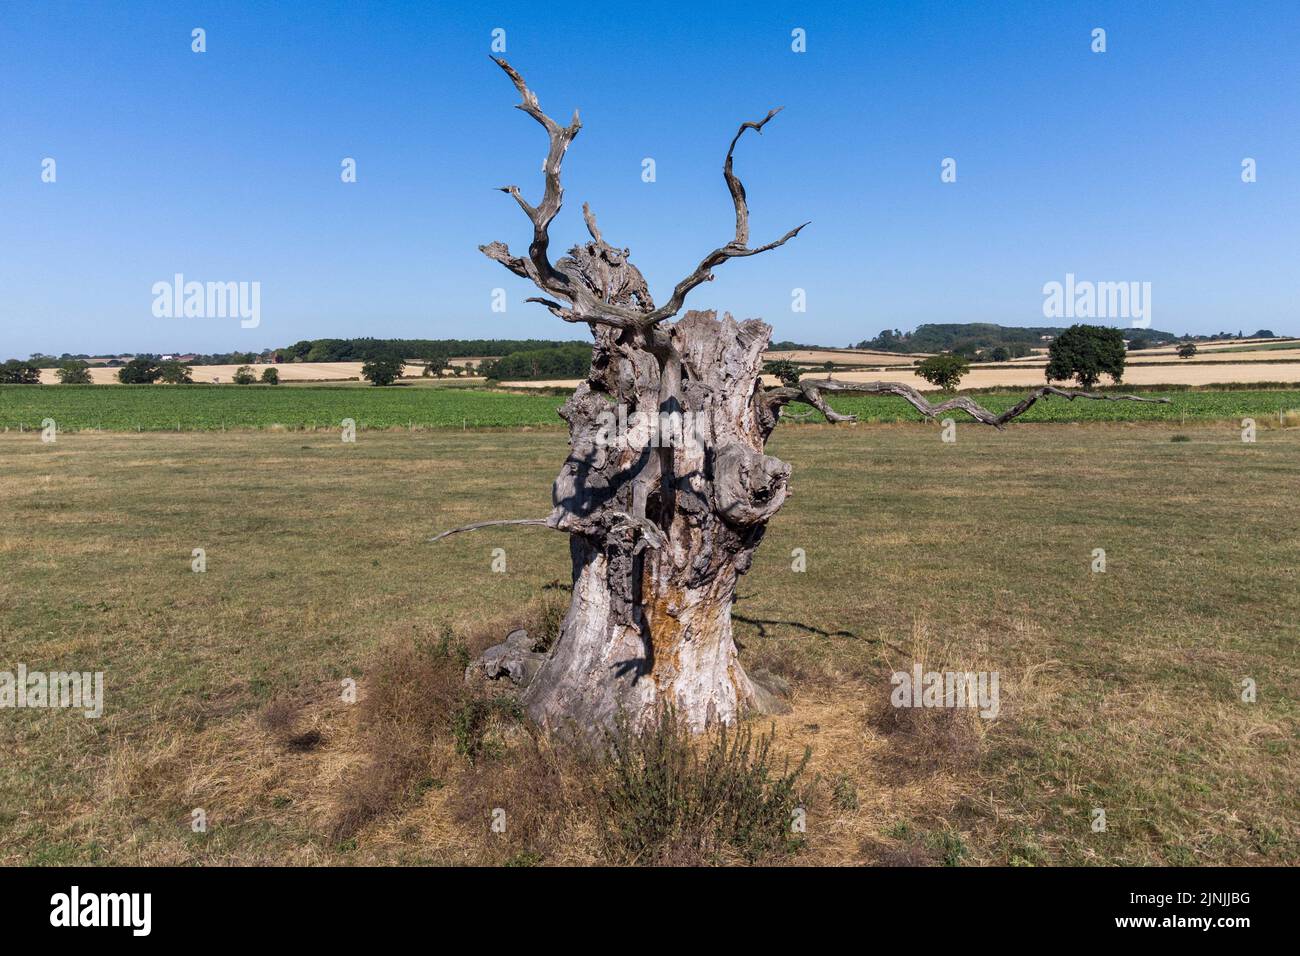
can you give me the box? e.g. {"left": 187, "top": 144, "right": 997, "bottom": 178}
{"left": 597, "top": 708, "right": 811, "bottom": 865}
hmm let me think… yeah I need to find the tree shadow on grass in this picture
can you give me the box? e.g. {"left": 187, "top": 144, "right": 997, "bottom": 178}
{"left": 730, "top": 611, "right": 858, "bottom": 641}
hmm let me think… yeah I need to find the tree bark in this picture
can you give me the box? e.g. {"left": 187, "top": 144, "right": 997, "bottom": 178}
{"left": 522, "top": 310, "right": 785, "bottom": 733}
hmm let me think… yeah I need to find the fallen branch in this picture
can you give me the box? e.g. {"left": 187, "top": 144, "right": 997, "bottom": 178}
{"left": 766, "top": 380, "right": 1171, "bottom": 429}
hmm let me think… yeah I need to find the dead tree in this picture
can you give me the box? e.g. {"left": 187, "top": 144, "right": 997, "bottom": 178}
{"left": 434, "top": 58, "right": 1167, "bottom": 733}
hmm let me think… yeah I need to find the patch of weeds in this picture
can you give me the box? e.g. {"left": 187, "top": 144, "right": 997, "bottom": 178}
{"left": 925, "top": 828, "right": 969, "bottom": 867}
{"left": 411, "top": 776, "right": 443, "bottom": 798}
{"left": 452, "top": 697, "right": 524, "bottom": 765}
{"left": 1165, "top": 844, "right": 1196, "bottom": 865}
{"left": 1005, "top": 828, "right": 1049, "bottom": 865}
{"left": 870, "top": 821, "right": 969, "bottom": 867}
{"left": 598, "top": 708, "right": 811, "bottom": 865}
{"left": 831, "top": 774, "right": 859, "bottom": 811}
{"left": 432, "top": 626, "right": 472, "bottom": 672}
{"left": 1248, "top": 823, "right": 1282, "bottom": 855}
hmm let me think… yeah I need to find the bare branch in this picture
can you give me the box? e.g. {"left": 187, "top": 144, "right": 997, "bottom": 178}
{"left": 523, "top": 296, "right": 575, "bottom": 319}
{"left": 477, "top": 62, "right": 658, "bottom": 332}
{"left": 479, "top": 63, "right": 805, "bottom": 332}
{"left": 768, "top": 380, "right": 1171, "bottom": 429}
{"left": 479, "top": 240, "right": 531, "bottom": 280}
{"left": 647, "top": 110, "right": 808, "bottom": 324}
{"left": 582, "top": 202, "right": 602, "bottom": 243}
{"left": 428, "top": 517, "right": 553, "bottom": 544}
{"left": 524, "top": 296, "right": 629, "bottom": 329}
{"left": 726, "top": 108, "right": 781, "bottom": 246}
{"left": 482, "top": 56, "right": 581, "bottom": 289}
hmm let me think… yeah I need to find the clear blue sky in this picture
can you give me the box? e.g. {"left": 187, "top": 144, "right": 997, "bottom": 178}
{"left": 2, "top": 0, "right": 1297, "bottom": 357}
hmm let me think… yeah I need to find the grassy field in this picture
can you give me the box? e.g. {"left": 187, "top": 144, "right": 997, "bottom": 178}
{"left": 2, "top": 422, "right": 1296, "bottom": 865}
{"left": 4, "top": 383, "right": 1300, "bottom": 432}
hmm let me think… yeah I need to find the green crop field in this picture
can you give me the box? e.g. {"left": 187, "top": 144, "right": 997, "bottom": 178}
{"left": 3, "top": 384, "right": 1300, "bottom": 432}
{"left": 0, "top": 384, "right": 567, "bottom": 431}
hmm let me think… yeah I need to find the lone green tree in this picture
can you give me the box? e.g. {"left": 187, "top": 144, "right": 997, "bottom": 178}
{"left": 260, "top": 367, "right": 280, "bottom": 384}
{"left": 1177, "top": 342, "right": 1198, "bottom": 359}
{"left": 1045, "top": 324, "right": 1126, "bottom": 389}
{"left": 231, "top": 365, "right": 257, "bottom": 385}
{"left": 914, "top": 354, "right": 970, "bottom": 391}
{"left": 117, "top": 358, "right": 161, "bottom": 384}
{"left": 419, "top": 349, "right": 450, "bottom": 377}
{"left": 761, "top": 359, "right": 802, "bottom": 387}
{"left": 361, "top": 356, "right": 404, "bottom": 386}
{"left": 56, "top": 361, "right": 93, "bottom": 384}
{"left": 158, "top": 361, "right": 194, "bottom": 384}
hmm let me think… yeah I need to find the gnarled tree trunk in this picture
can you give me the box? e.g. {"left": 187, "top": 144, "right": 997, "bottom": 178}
{"left": 433, "top": 58, "right": 1169, "bottom": 735}
{"left": 523, "top": 310, "right": 788, "bottom": 732}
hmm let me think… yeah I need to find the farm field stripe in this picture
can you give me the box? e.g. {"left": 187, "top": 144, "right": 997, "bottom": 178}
{"left": 2, "top": 384, "right": 1298, "bottom": 430}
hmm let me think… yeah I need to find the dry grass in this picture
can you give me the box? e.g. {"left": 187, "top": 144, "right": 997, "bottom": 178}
{"left": 764, "top": 348, "right": 934, "bottom": 364}
{"left": 1, "top": 424, "right": 1296, "bottom": 865}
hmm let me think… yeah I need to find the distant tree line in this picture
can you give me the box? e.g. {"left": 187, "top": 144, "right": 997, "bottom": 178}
{"left": 276, "top": 337, "right": 585, "bottom": 364}
{"left": 478, "top": 344, "right": 592, "bottom": 381}
{"left": 768, "top": 340, "right": 830, "bottom": 351}
{"left": 856, "top": 323, "right": 1185, "bottom": 358}
{"left": 6, "top": 339, "right": 590, "bottom": 372}
{"left": 19, "top": 351, "right": 270, "bottom": 368}
{"left": 1177, "top": 329, "right": 1276, "bottom": 342}
{"left": 0, "top": 360, "right": 42, "bottom": 384}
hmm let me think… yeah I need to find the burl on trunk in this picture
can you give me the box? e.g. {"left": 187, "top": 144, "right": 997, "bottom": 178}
{"left": 431, "top": 58, "right": 1168, "bottom": 734}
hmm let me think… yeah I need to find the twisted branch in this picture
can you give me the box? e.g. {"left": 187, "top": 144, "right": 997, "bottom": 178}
{"left": 478, "top": 59, "right": 653, "bottom": 330}
{"left": 645, "top": 111, "right": 809, "bottom": 324}
{"left": 486, "top": 57, "right": 579, "bottom": 288}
